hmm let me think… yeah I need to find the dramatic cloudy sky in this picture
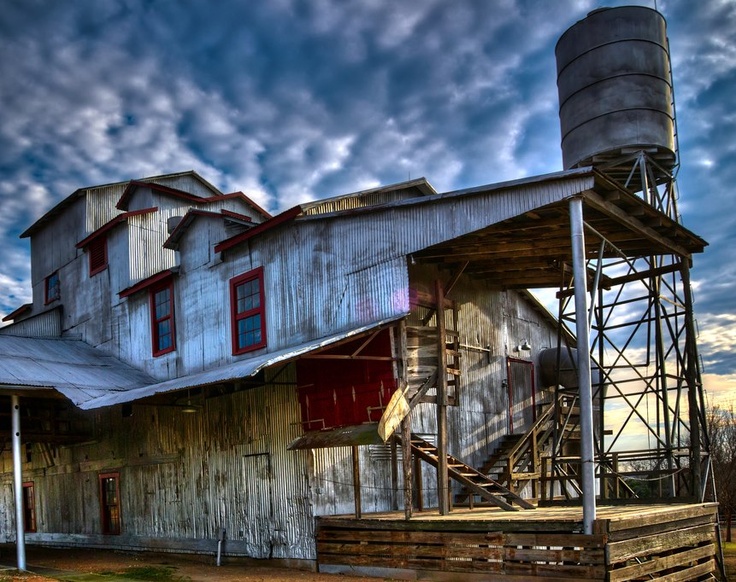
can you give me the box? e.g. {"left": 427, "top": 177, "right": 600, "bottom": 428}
{"left": 0, "top": 1, "right": 734, "bottom": 403}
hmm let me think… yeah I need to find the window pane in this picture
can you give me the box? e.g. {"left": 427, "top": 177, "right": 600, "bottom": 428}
{"left": 105, "top": 478, "right": 118, "bottom": 504}
{"left": 238, "top": 314, "right": 261, "bottom": 348}
{"left": 236, "top": 280, "right": 260, "bottom": 313}
{"left": 155, "top": 288, "right": 170, "bottom": 319}
{"left": 47, "top": 272, "right": 60, "bottom": 301}
{"left": 157, "top": 320, "right": 172, "bottom": 350}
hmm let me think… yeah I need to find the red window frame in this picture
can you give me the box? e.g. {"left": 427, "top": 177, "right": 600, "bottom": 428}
{"left": 230, "top": 267, "right": 266, "bottom": 355}
{"left": 149, "top": 278, "right": 176, "bottom": 357}
{"left": 99, "top": 472, "right": 121, "bottom": 535}
{"left": 22, "top": 482, "right": 36, "bottom": 533}
{"left": 44, "top": 271, "right": 60, "bottom": 304}
{"left": 88, "top": 235, "right": 108, "bottom": 276}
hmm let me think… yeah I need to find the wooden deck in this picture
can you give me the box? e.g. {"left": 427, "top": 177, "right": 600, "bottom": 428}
{"left": 316, "top": 503, "right": 720, "bottom": 581}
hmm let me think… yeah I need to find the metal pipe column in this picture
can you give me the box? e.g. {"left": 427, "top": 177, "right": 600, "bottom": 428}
{"left": 11, "top": 394, "right": 27, "bottom": 571}
{"left": 569, "top": 198, "right": 596, "bottom": 534}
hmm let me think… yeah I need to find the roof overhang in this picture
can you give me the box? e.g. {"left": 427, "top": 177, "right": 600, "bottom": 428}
{"left": 80, "top": 315, "right": 405, "bottom": 410}
{"left": 412, "top": 169, "right": 707, "bottom": 289}
{"left": 287, "top": 423, "right": 384, "bottom": 450}
{"left": 0, "top": 336, "right": 157, "bottom": 407}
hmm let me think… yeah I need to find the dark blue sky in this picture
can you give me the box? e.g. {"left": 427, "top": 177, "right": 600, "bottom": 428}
{"left": 0, "top": 0, "right": 733, "bottom": 400}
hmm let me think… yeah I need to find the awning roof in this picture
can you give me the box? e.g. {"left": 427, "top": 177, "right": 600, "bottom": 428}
{"left": 412, "top": 169, "right": 707, "bottom": 289}
{"left": 79, "top": 316, "right": 404, "bottom": 410}
{"left": 0, "top": 335, "right": 156, "bottom": 406}
{"left": 0, "top": 318, "right": 403, "bottom": 411}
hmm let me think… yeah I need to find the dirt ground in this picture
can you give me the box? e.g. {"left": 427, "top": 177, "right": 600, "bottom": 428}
{"left": 0, "top": 547, "right": 394, "bottom": 582}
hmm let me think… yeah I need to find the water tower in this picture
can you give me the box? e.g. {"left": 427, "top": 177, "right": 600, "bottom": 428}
{"left": 548, "top": 6, "right": 708, "bottom": 504}
{"left": 556, "top": 6, "right": 679, "bottom": 218}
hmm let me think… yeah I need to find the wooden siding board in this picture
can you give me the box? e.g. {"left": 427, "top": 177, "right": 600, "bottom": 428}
{"left": 607, "top": 544, "right": 716, "bottom": 582}
{"left": 606, "top": 523, "right": 716, "bottom": 564}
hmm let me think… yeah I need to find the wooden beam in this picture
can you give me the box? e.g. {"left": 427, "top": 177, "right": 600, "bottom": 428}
{"left": 435, "top": 279, "right": 449, "bottom": 516}
{"left": 402, "top": 416, "right": 413, "bottom": 520}
{"left": 582, "top": 190, "right": 693, "bottom": 258}
{"left": 352, "top": 446, "right": 362, "bottom": 519}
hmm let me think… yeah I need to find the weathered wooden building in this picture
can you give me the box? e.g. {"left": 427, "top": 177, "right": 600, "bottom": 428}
{"left": 0, "top": 6, "right": 723, "bottom": 579}
{"left": 0, "top": 166, "right": 720, "bottom": 579}
{"left": 0, "top": 168, "right": 569, "bottom": 553}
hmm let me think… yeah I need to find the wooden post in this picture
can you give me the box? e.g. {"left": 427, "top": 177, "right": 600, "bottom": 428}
{"left": 352, "top": 446, "right": 361, "bottom": 519}
{"left": 402, "top": 417, "right": 413, "bottom": 520}
{"left": 414, "top": 453, "right": 424, "bottom": 511}
{"left": 391, "top": 436, "right": 399, "bottom": 511}
{"left": 394, "top": 320, "right": 408, "bottom": 511}
{"left": 541, "top": 456, "right": 548, "bottom": 502}
{"left": 435, "top": 279, "right": 450, "bottom": 515}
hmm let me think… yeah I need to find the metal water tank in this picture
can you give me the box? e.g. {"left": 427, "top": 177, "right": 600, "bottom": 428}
{"left": 556, "top": 6, "right": 675, "bottom": 172}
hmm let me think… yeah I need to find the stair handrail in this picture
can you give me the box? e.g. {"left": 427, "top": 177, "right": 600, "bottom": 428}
{"left": 506, "top": 394, "right": 561, "bottom": 466}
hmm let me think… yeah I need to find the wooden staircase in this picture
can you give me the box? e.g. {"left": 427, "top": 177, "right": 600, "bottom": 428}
{"left": 454, "top": 433, "right": 526, "bottom": 505}
{"left": 408, "top": 434, "right": 534, "bottom": 511}
{"left": 452, "top": 393, "right": 638, "bottom": 506}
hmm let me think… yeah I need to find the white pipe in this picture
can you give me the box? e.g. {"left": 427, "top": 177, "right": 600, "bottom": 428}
{"left": 216, "top": 528, "right": 225, "bottom": 566}
{"left": 11, "top": 395, "right": 26, "bottom": 571}
{"left": 569, "top": 198, "right": 596, "bottom": 535}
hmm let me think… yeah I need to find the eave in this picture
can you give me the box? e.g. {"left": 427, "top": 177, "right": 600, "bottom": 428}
{"left": 412, "top": 169, "right": 707, "bottom": 290}
{"left": 75, "top": 207, "right": 157, "bottom": 249}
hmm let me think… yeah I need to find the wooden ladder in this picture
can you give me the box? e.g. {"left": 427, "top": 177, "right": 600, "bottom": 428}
{"left": 409, "top": 434, "right": 535, "bottom": 511}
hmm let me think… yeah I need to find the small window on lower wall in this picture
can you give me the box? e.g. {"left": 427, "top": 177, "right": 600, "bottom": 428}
{"left": 88, "top": 235, "right": 108, "bottom": 276}
{"left": 22, "top": 482, "right": 36, "bottom": 533}
{"left": 99, "top": 472, "right": 121, "bottom": 535}
{"left": 45, "top": 271, "right": 60, "bottom": 304}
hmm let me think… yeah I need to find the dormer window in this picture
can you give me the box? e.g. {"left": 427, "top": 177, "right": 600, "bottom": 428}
{"left": 88, "top": 235, "right": 108, "bottom": 276}
{"left": 45, "top": 271, "right": 60, "bottom": 304}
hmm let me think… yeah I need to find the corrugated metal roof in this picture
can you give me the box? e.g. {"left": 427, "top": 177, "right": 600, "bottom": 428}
{"left": 0, "top": 317, "right": 403, "bottom": 410}
{"left": 80, "top": 316, "right": 404, "bottom": 410}
{"left": 0, "top": 336, "right": 156, "bottom": 405}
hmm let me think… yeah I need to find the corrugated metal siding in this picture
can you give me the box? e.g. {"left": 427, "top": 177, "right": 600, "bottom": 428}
{"left": 0, "top": 366, "right": 317, "bottom": 559}
{"left": 85, "top": 184, "right": 127, "bottom": 234}
{"left": 311, "top": 444, "right": 398, "bottom": 517}
{"left": 406, "top": 263, "right": 559, "bottom": 501}
{"left": 129, "top": 212, "right": 177, "bottom": 283}
{"left": 147, "top": 175, "right": 220, "bottom": 198}
{"left": 0, "top": 309, "right": 61, "bottom": 337}
{"left": 303, "top": 187, "right": 425, "bottom": 216}
{"left": 104, "top": 177, "right": 588, "bottom": 385}
{"left": 302, "top": 179, "right": 591, "bottom": 275}
{"left": 29, "top": 197, "right": 86, "bottom": 289}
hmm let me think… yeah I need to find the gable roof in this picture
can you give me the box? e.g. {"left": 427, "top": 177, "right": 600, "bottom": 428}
{"left": 299, "top": 177, "right": 436, "bottom": 216}
{"left": 163, "top": 208, "right": 254, "bottom": 251}
{"left": 116, "top": 182, "right": 272, "bottom": 222}
{"left": 2, "top": 303, "right": 32, "bottom": 323}
{"left": 21, "top": 171, "right": 217, "bottom": 239}
{"left": 213, "top": 177, "right": 436, "bottom": 255}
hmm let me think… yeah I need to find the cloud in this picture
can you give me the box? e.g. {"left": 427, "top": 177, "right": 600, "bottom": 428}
{"left": 0, "top": 0, "right": 733, "bottom": 401}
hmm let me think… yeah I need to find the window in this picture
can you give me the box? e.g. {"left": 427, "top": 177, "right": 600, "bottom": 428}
{"left": 99, "top": 472, "right": 121, "bottom": 535}
{"left": 230, "top": 267, "right": 266, "bottom": 354}
{"left": 150, "top": 279, "right": 175, "bottom": 356}
{"left": 22, "top": 482, "right": 36, "bottom": 533}
{"left": 45, "top": 271, "right": 60, "bottom": 304}
{"left": 88, "top": 235, "right": 108, "bottom": 276}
